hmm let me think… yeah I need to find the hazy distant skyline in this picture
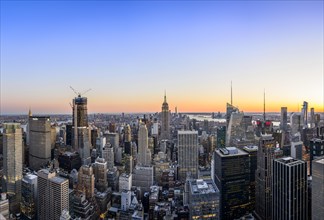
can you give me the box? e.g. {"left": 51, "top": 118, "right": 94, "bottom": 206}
{"left": 1, "top": 1, "right": 323, "bottom": 114}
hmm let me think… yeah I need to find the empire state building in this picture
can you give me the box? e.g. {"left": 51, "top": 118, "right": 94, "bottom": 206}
{"left": 161, "top": 93, "right": 170, "bottom": 140}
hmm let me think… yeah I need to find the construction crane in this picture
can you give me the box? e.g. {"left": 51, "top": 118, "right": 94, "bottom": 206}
{"left": 69, "top": 86, "right": 92, "bottom": 97}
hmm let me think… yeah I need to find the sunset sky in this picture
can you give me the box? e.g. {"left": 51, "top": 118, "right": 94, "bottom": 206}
{"left": 1, "top": 1, "right": 323, "bottom": 114}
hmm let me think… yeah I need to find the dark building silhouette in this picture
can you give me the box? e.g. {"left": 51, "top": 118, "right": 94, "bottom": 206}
{"left": 255, "top": 135, "right": 283, "bottom": 220}
{"left": 214, "top": 147, "right": 250, "bottom": 220}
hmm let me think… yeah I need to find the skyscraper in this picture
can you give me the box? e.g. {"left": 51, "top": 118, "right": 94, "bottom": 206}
{"left": 178, "top": 130, "right": 199, "bottom": 181}
{"left": 242, "top": 145, "right": 258, "bottom": 212}
{"left": 255, "top": 134, "right": 283, "bottom": 220}
{"left": 78, "top": 165, "right": 95, "bottom": 200}
{"left": 312, "top": 157, "right": 324, "bottom": 220}
{"left": 29, "top": 116, "right": 51, "bottom": 171}
{"left": 160, "top": 93, "right": 170, "bottom": 140}
{"left": 272, "top": 157, "right": 308, "bottom": 219}
{"left": 72, "top": 95, "right": 88, "bottom": 127}
{"left": 214, "top": 147, "right": 250, "bottom": 219}
{"left": 187, "top": 179, "right": 220, "bottom": 219}
{"left": 77, "top": 127, "right": 91, "bottom": 165}
{"left": 137, "top": 122, "right": 151, "bottom": 166}
{"left": 280, "top": 107, "right": 288, "bottom": 131}
{"left": 21, "top": 173, "right": 38, "bottom": 220}
{"left": 2, "top": 123, "right": 23, "bottom": 214}
{"left": 37, "top": 169, "right": 69, "bottom": 220}
{"left": 93, "top": 157, "right": 108, "bottom": 192}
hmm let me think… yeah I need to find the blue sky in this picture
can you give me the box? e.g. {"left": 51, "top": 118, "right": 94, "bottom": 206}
{"left": 1, "top": 1, "right": 323, "bottom": 114}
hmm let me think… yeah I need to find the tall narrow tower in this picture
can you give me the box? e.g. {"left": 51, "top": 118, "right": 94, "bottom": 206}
{"left": 137, "top": 122, "right": 151, "bottom": 166}
{"left": 255, "top": 135, "right": 283, "bottom": 220}
{"left": 3, "top": 123, "right": 23, "bottom": 214}
{"left": 161, "top": 92, "right": 170, "bottom": 140}
{"left": 29, "top": 116, "right": 51, "bottom": 171}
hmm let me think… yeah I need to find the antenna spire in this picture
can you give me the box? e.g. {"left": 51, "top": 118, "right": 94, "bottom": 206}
{"left": 263, "top": 89, "right": 266, "bottom": 121}
{"left": 231, "top": 81, "right": 233, "bottom": 105}
{"left": 164, "top": 90, "right": 167, "bottom": 102}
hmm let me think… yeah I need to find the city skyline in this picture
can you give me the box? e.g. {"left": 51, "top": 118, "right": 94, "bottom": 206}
{"left": 1, "top": 1, "right": 323, "bottom": 114}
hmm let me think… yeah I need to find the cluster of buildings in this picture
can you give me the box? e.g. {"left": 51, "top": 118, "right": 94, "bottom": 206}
{"left": 0, "top": 92, "right": 323, "bottom": 220}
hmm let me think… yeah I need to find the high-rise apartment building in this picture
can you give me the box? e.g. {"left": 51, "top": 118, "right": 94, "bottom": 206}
{"left": 312, "top": 157, "right": 324, "bottom": 220}
{"left": 137, "top": 122, "right": 151, "bottom": 166}
{"left": 280, "top": 107, "right": 288, "bottom": 131}
{"left": 272, "top": 157, "right": 308, "bottom": 219}
{"left": 3, "top": 123, "right": 23, "bottom": 213}
{"left": 21, "top": 173, "right": 38, "bottom": 220}
{"left": 37, "top": 169, "right": 69, "bottom": 220}
{"left": 161, "top": 93, "right": 170, "bottom": 140}
{"left": 178, "top": 130, "right": 199, "bottom": 181}
{"left": 255, "top": 135, "right": 283, "bottom": 220}
{"left": 29, "top": 116, "right": 51, "bottom": 171}
{"left": 214, "top": 147, "right": 250, "bottom": 219}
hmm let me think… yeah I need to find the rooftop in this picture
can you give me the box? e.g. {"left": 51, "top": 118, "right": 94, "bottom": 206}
{"left": 189, "top": 179, "right": 219, "bottom": 195}
{"left": 216, "top": 147, "right": 248, "bottom": 157}
{"left": 243, "top": 145, "right": 258, "bottom": 152}
{"left": 178, "top": 130, "right": 198, "bottom": 134}
{"left": 315, "top": 157, "right": 324, "bottom": 165}
{"left": 276, "top": 157, "right": 305, "bottom": 166}
{"left": 51, "top": 176, "right": 68, "bottom": 184}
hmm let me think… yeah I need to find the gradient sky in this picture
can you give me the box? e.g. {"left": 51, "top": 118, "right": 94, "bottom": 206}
{"left": 1, "top": 1, "right": 323, "bottom": 114}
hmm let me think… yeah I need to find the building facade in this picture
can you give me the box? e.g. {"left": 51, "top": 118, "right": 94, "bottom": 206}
{"left": 178, "top": 130, "right": 199, "bottom": 181}
{"left": 3, "top": 123, "right": 23, "bottom": 214}
{"left": 37, "top": 169, "right": 69, "bottom": 220}
{"left": 312, "top": 157, "right": 324, "bottom": 220}
{"left": 29, "top": 116, "right": 51, "bottom": 171}
{"left": 214, "top": 147, "right": 250, "bottom": 219}
{"left": 255, "top": 135, "right": 283, "bottom": 220}
{"left": 137, "top": 122, "right": 151, "bottom": 166}
{"left": 188, "top": 179, "right": 220, "bottom": 219}
{"left": 272, "top": 157, "right": 308, "bottom": 219}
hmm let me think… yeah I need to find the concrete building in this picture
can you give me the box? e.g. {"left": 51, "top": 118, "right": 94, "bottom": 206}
{"left": 121, "top": 190, "right": 132, "bottom": 211}
{"left": 214, "top": 147, "right": 250, "bottom": 219}
{"left": 72, "top": 193, "right": 95, "bottom": 220}
{"left": 160, "top": 93, "right": 170, "bottom": 140}
{"left": 177, "top": 130, "right": 199, "bottom": 181}
{"left": 78, "top": 165, "right": 95, "bottom": 200}
{"left": 255, "top": 135, "right": 283, "bottom": 220}
{"left": 21, "top": 173, "right": 38, "bottom": 220}
{"left": 93, "top": 158, "right": 108, "bottom": 192}
{"left": 119, "top": 173, "right": 132, "bottom": 192}
{"left": 272, "top": 157, "right": 308, "bottom": 219}
{"left": 102, "top": 143, "right": 114, "bottom": 169}
{"left": 188, "top": 179, "right": 220, "bottom": 219}
{"left": 132, "top": 166, "right": 154, "bottom": 198}
{"left": 137, "top": 122, "right": 151, "bottom": 166}
{"left": 312, "top": 157, "right": 324, "bottom": 220}
{"left": 29, "top": 116, "right": 51, "bottom": 171}
{"left": 0, "top": 193, "right": 9, "bottom": 219}
{"left": 37, "top": 169, "right": 69, "bottom": 220}
{"left": 2, "top": 123, "right": 23, "bottom": 214}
